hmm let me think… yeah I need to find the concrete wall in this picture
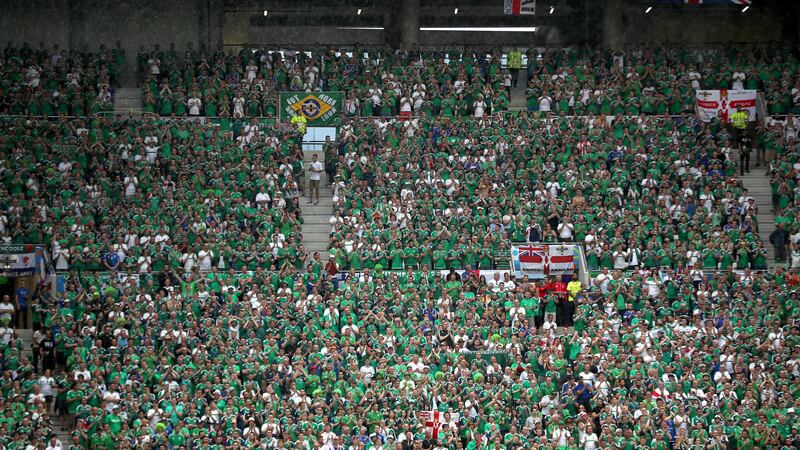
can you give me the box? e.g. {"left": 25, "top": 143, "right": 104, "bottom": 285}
{"left": 244, "top": 28, "right": 545, "bottom": 49}
{"left": 0, "top": 0, "right": 70, "bottom": 49}
{"left": 0, "top": 0, "right": 217, "bottom": 52}
{"left": 248, "top": 26, "right": 386, "bottom": 47}
{"left": 618, "top": 6, "right": 789, "bottom": 46}
{"left": 0, "top": 0, "right": 225, "bottom": 84}
{"left": 0, "top": 1, "right": 794, "bottom": 59}
{"left": 81, "top": 0, "right": 201, "bottom": 51}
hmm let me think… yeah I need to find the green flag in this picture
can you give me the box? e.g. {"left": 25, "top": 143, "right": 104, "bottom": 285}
{"left": 280, "top": 92, "right": 343, "bottom": 126}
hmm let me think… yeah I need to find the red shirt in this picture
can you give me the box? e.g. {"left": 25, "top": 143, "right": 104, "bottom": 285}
{"left": 537, "top": 282, "right": 551, "bottom": 298}
{"left": 325, "top": 261, "right": 339, "bottom": 276}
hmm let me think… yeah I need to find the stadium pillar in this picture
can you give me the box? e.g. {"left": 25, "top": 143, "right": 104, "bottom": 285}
{"left": 198, "top": 0, "right": 223, "bottom": 52}
{"left": 199, "top": 0, "right": 210, "bottom": 51}
{"left": 208, "top": 0, "right": 223, "bottom": 51}
{"left": 68, "top": 0, "right": 88, "bottom": 50}
{"left": 602, "top": 0, "right": 623, "bottom": 49}
{"left": 401, "top": 0, "right": 420, "bottom": 48}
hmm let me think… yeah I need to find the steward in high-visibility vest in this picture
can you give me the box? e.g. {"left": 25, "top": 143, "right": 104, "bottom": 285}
{"left": 508, "top": 51, "right": 522, "bottom": 70}
{"left": 731, "top": 108, "right": 748, "bottom": 130}
{"left": 508, "top": 49, "right": 523, "bottom": 88}
{"left": 290, "top": 114, "right": 307, "bottom": 134}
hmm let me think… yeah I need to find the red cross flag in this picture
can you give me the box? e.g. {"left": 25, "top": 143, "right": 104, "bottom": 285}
{"left": 516, "top": 245, "right": 546, "bottom": 277}
{"left": 419, "top": 411, "right": 459, "bottom": 439}
{"left": 547, "top": 245, "right": 576, "bottom": 276}
{"left": 504, "top": 0, "right": 536, "bottom": 15}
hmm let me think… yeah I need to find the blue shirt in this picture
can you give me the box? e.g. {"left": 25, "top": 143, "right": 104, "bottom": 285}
{"left": 102, "top": 252, "right": 120, "bottom": 268}
{"left": 573, "top": 383, "right": 592, "bottom": 402}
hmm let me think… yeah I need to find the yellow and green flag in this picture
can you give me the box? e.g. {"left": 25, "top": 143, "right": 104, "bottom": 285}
{"left": 280, "top": 92, "right": 343, "bottom": 126}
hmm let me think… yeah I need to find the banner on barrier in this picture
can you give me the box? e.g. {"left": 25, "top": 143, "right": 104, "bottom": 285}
{"left": 280, "top": 92, "right": 342, "bottom": 126}
{"left": 511, "top": 244, "right": 576, "bottom": 279}
{"left": 695, "top": 89, "right": 757, "bottom": 123}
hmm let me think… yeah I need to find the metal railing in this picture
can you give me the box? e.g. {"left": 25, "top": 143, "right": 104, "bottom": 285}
{"left": 0, "top": 111, "right": 118, "bottom": 120}
{"left": 0, "top": 111, "right": 701, "bottom": 122}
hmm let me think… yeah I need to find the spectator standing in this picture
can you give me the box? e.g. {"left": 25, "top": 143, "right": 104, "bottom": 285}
{"left": 0, "top": 294, "right": 14, "bottom": 326}
{"left": 508, "top": 48, "right": 523, "bottom": 88}
{"left": 308, "top": 153, "right": 323, "bottom": 205}
{"left": 740, "top": 132, "right": 752, "bottom": 174}
{"left": 770, "top": 223, "right": 790, "bottom": 263}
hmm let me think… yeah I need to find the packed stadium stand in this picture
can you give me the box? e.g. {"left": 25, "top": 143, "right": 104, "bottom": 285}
{"left": 2, "top": 0, "right": 800, "bottom": 449}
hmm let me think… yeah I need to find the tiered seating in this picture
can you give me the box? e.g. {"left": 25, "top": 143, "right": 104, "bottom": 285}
{"left": 328, "top": 114, "right": 770, "bottom": 272}
{"left": 138, "top": 45, "right": 800, "bottom": 119}
{"left": 525, "top": 46, "right": 800, "bottom": 115}
{"left": 0, "top": 116, "right": 306, "bottom": 274}
{"left": 0, "top": 43, "right": 122, "bottom": 116}
{"left": 138, "top": 46, "right": 513, "bottom": 118}
{"left": 0, "top": 42, "right": 799, "bottom": 450}
{"left": 764, "top": 115, "right": 800, "bottom": 264}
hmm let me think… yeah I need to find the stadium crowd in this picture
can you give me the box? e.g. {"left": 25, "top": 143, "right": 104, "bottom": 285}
{"left": 1, "top": 42, "right": 123, "bottom": 117}
{"left": 0, "top": 42, "right": 799, "bottom": 450}
{"left": 133, "top": 45, "right": 800, "bottom": 120}
{"left": 324, "top": 112, "right": 799, "bottom": 273}
{"left": 0, "top": 115, "right": 308, "bottom": 275}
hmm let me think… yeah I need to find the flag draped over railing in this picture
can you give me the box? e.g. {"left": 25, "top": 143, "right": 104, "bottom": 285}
{"left": 511, "top": 244, "right": 578, "bottom": 279}
{"left": 695, "top": 89, "right": 757, "bottom": 123}
{"left": 279, "top": 92, "right": 342, "bottom": 126}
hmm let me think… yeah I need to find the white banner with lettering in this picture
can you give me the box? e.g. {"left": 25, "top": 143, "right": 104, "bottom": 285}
{"left": 695, "top": 89, "right": 757, "bottom": 123}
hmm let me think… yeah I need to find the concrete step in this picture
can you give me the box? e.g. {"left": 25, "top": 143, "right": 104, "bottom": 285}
{"left": 739, "top": 170, "right": 777, "bottom": 265}
{"left": 306, "top": 246, "right": 330, "bottom": 254}
{"left": 302, "top": 223, "right": 330, "bottom": 233}
{"left": 303, "top": 222, "right": 331, "bottom": 232}
{"left": 115, "top": 92, "right": 141, "bottom": 98}
{"left": 302, "top": 217, "right": 333, "bottom": 225}
{"left": 305, "top": 246, "right": 331, "bottom": 254}
{"left": 305, "top": 240, "right": 329, "bottom": 247}
{"left": 304, "top": 221, "right": 332, "bottom": 228}
{"left": 303, "top": 205, "right": 334, "bottom": 214}
{"left": 299, "top": 192, "right": 333, "bottom": 200}
{"left": 115, "top": 95, "right": 141, "bottom": 101}
{"left": 16, "top": 328, "right": 33, "bottom": 345}
{"left": 508, "top": 84, "right": 527, "bottom": 110}
{"left": 301, "top": 207, "right": 333, "bottom": 216}
{"left": 304, "top": 239, "right": 329, "bottom": 246}
{"left": 302, "top": 231, "right": 332, "bottom": 241}
{"left": 114, "top": 87, "right": 143, "bottom": 114}
{"left": 115, "top": 104, "right": 141, "bottom": 111}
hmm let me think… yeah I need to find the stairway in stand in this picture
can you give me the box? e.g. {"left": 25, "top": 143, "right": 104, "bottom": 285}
{"left": 300, "top": 150, "right": 333, "bottom": 263}
{"left": 113, "top": 87, "right": 143, "bottom": 116}
{"left": 508, "top": 78, "right": 528, "bottom": 112}
{"left": 14, "top": 328, "right": 73, "bottom": 445}
{"left": 740, "top": 169, "right": 777, "bottom": 264}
